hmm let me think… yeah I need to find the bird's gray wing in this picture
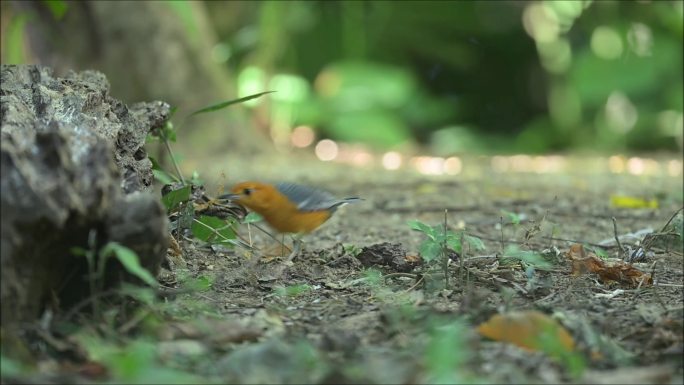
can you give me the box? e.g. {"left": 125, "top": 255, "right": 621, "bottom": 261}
{"left": 275, "top": 182, "right": 340, "bottom": 212}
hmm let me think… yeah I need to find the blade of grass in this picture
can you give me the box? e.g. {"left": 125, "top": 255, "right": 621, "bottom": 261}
{"left": 188, "top": 91, "right": 276, "bottom": 117}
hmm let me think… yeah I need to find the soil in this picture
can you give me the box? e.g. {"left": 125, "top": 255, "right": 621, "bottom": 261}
{"left": 7, "top": 153, "right": 682, "bottom": 384}
{"left": 160, "top": 152, "right": 683, "bottom": 384}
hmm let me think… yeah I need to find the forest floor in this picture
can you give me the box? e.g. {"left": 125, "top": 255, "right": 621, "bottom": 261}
{"left": 5, "top": 152, "right": 683, "bottom": 384}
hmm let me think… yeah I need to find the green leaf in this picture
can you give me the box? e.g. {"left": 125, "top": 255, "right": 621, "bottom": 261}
{"left": 0, "top": 354, "right": 25, "bottom": 377}
{"left": 70, "top": 246, "right": 87, "bottom": 256}
{"left": 183, "top": 275, "right": 213, "bottom": 292}
{"left": 189, "top": 170, "right": 204, "bottom": 186}
{"left": 149, "top": 156, "right": 180, "bottom": 184}
{"left": 361, "top": 268, "right": 383, "bottom": 286}
{"left": 502, "top": 246, "right": 553, "bottom": 270}
{"left": 42, "top": 0, "right": 68, "bottom": 19}
{"left": 275, "top": 284, "right": 312, "bottom": 297}
{"left": 102, "top": 243, "right": 158, "bottom": 287}
{"left": 191, "top": 215, "right": 236, "bottom": 245}
{"left": 501, "top": 210, "right": 522, "bottom": 225}
{"left": 446, "top": 237, "right": 462, "bottom": 253}
{"left": 150, "top": 157, "right": 179, "bottom": 184}
{"left": 419, "top": 240, "right": 442, "bottom": 262}
{"left": 243, "top": 212, "right": 263, "bottom": 224}
{"left": 168, "top": 106, "right": 178, "bottom": 119}
{"left": 152, "top": 169, "right": 177, "bottom": 185}
{"left": 589, "top": 246, "right": 609, "bottom": 259}
{"left": 424, "top": 321, "right": 469, "bottom": 383}
{"left": 189, "top": 91, "right": 275, "bottom": 116}
{"left": 464, "top": 234, "right": 486, "bottom": 251}
{"left": 408, "top": 219, "right": 436, "bottom": 238}
{"left": 4, "top": 13, "right": 30, "bottom": 64}
{"left": 161, "top": 185, "right": 191, "bottom": 212}
{"left": 119, "top": 283, "right": 157, "bottom": 306}
{"left": 162, "top": 121, "right": 176, "bottom": 142}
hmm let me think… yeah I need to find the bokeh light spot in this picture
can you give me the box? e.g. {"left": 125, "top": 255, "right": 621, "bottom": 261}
{"left": 591, "top": 26, "right": 623, "bottom": 60}
{"left": 608, "top": 155, "right": 626, "bottom": 174}
{"left": 667, "top": 160, "right": 683, "bottom": 177}
{"left": 627, "top": 23, "right": 653, "bottom": 57}
{"left": 443, "top": 157, "right": 462, "bottom": 175}
{"left": 211, "top": 43, "right": 231, "bottom": 63}
{"left": 605, "top": 92, "right": 638, "bottom": 133}
{"left": 382, "top": 151, "right": 402, "bottom": 170}
{"left": 269, "top": 74, "right": 310, "bottom": 102}
{"left": 291, "top": 125, "right": 315, "bottom": 148}
{"left": 237, "top": 66, "right": 267, "bottom": 107}
{"left": 315, "top": 139, "right": 338, "bottom": 161}
{"left": 523, "top": 3, "right": 560, "bottom": 43}
{"left": 627, "top": 157, "right": 646, "bottom": 175}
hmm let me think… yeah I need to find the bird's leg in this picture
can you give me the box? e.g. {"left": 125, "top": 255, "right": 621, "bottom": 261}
{"left": 284, "top": 234, "right": 303, "bottom": 265}
{"left": 280, "top": 234, "right": 286, "bottom": 259}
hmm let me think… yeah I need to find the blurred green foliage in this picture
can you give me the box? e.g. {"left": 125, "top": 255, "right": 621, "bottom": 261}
{"left": 2, "top": 1, "right": 681, "bottom": 153}
{"left": 205, "top": 0, "right": 683, "bottom": 153}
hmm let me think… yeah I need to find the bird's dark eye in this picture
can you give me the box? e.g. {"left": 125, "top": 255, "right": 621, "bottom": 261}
{"left": 243, "top": 188, "right": 253, "bottom": 196}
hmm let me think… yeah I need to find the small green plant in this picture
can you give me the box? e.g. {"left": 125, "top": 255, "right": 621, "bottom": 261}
{"left": 408, "top": 219, "right": 485, "bottom": 262}
{"left": 343, "top": 243, "right": 362, "bottom": 257}
{"left": 173, "top": 270, "right": 214, "bottom": 293}
{"left": 243, "top": 212, "right": 263, "bottom": 224}
{"left": 501, "top": 245, "right": 554, "bottom": 292}
{"left": 356, "top": 268, "right": 383, "bottom": 288}
{"left": 587, "top": 245, "right": 609, "bottom": 259}
{"left": 73, "top": 333, "right": 204, "bottom": 383}
{"left": 408, "top": 217, "right": 485, "bottom": 289}
{"left": 191, "top": 215, "right": 238, "bottom": 246}
{"left": 0, "top": 354, "right": 26, "bottom": 379}
{"left": 501, "top": 209, "right": 524, "bottom": 225}
{"left": 274, "top": 284, "right": 312, "bottom": 297}
{"left": 71, "top": 231, "right": 158, "bottom": 317}
{"left": 423, "top": 319, "right": 476, "bottom": 383}
{"left": 500, "top": 245, "right": 553, "bottom": 270}
{"left": 536, "top": 323, "right": 586, "bottom": 380}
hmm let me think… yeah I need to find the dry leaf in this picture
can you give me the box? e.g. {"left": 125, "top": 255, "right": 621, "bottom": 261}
{"left": 565, "top": 244, "right": 652, "bottom": 287}
{"left": 610, "top": 195, "right": 658, "bottom": 209}
{"left": 477, "top": 310, "right": 575, "bottom": 352}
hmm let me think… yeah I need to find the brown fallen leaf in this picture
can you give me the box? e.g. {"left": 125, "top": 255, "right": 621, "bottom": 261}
{"left": 477, "top": 310, "right": 575, "bottom": 353}
{"left": 565, "top": 244, "right": 652, "bottom": 287}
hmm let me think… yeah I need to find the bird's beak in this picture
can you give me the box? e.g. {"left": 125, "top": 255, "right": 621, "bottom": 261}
{"left": 218, "top": 193, "right": 241, "bottom": 201}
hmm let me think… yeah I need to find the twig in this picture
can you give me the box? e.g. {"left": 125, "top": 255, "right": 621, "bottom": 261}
{"left": 191, "top": 218, "right": 256, "bottom": 250}
{"left": 159, "top": 130, "right": 185, "bottom": 184}
{"left": 656, "top": 206, "right": 683, "bottom": 233}
{"left": 612, "top": 217, "right": 625, "bottom": 260}
{"left": 642, "top": 206, "right": 683, "bottom": 253}
{"left": 61, "top": 289, "right": 121, "bottom": 321}
{"left": 383, "top": 272, "right": 418, "bottom": 280}
{"left": 403, "top": 275, "right": 426, "bottom": 292}
{"left": 118, "top": 308, "right": 152, "bottom": 334}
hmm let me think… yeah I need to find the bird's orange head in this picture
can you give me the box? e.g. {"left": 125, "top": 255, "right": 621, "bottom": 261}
{"left": 226, "top": 181, "right": 281, "bottom": 213}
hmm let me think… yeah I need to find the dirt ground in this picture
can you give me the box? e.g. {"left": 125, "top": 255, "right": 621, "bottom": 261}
{"left": 158, "top": 152, "right": 682, "bottom": 384}
{"left": 5, "top": 153, "right": 682, "bottom": 384}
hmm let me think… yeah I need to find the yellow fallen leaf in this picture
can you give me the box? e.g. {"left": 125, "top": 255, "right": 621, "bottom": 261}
{"left": 610, "top": 195, "right": 658, "bottom": 209}
{"left": 477, "top": 310, "right": 575, "bottom": 353}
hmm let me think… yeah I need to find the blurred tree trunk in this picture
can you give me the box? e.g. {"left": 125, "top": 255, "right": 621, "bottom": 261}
{"left": 12, "top": 0, "right": 267, "bottom": 156}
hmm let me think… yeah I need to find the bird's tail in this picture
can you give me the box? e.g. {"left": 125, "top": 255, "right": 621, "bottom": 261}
{"left": 329, "top": 197, "right": 363, "bottom": 211}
